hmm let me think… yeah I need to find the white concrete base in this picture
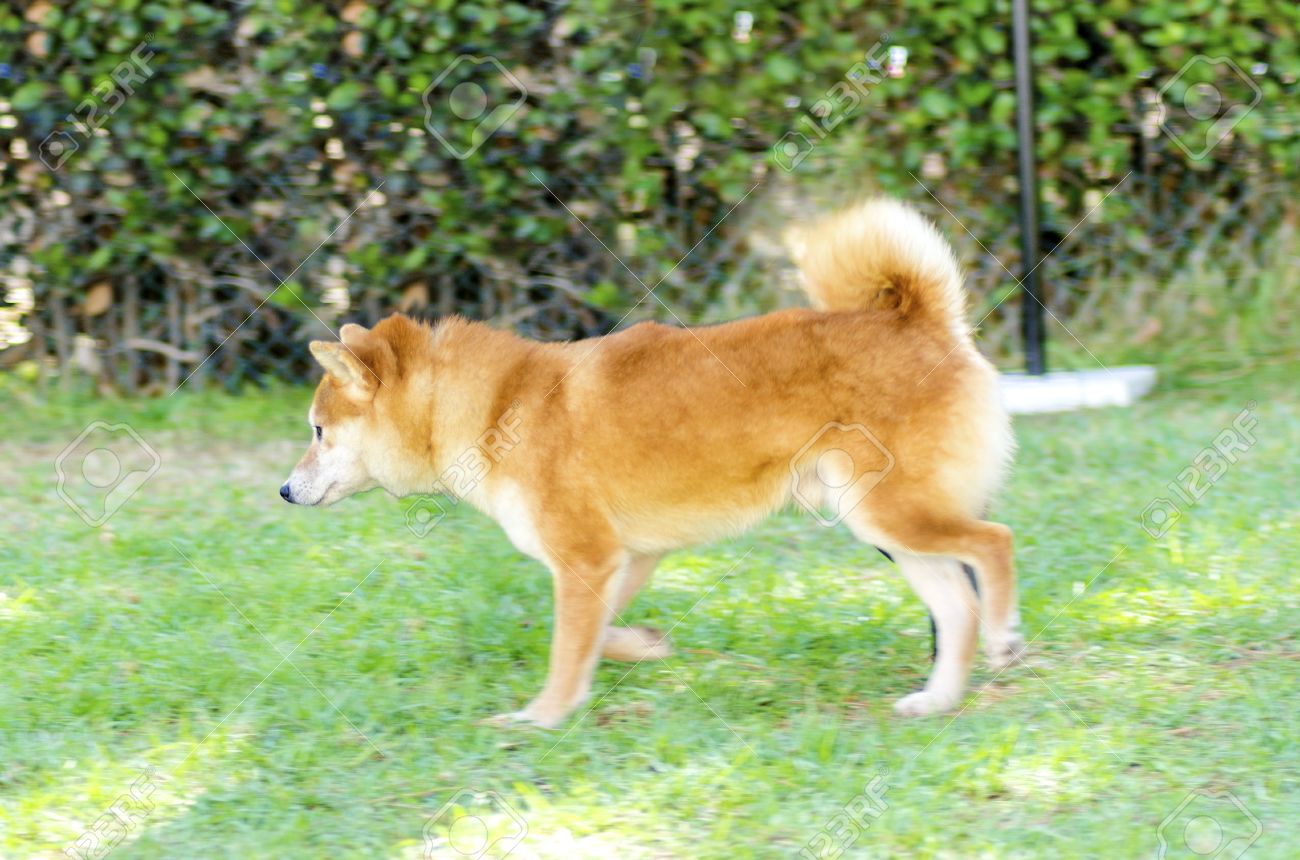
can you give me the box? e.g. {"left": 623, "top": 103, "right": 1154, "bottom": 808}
{"left": 999, "top": 366, "right": 1157, "bottom": 414}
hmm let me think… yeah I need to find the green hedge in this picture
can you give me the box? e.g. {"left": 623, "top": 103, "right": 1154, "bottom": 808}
{"left": 1, "top": 0, "right": 1296, "bottom": 388}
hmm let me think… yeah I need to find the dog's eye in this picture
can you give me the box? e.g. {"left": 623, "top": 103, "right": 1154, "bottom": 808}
{"left": 314, "top": 425, "right": 323, "bottom": 442}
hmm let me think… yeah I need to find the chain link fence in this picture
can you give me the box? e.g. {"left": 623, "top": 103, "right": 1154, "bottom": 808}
{"left": 1, "top": 2, "right": 1296, "bottom": 392}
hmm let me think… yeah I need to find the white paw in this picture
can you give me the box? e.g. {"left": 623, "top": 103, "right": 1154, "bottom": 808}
{"left": 629, "top": 626, "right": 673, "bottom": 660}
{"left": 986, "top": 632, "right": 1027, "bottom": 670}
{"left": 603, "top": 625, "right": 673, "bottom": 662}
{"left": 893, "top": 688, "right": 962, "bottom": 717}
{"left": 479, "top": 709, "right": 558, "bottom": 730}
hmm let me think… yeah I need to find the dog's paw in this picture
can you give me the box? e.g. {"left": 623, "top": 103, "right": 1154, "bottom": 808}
{"left": 893, "top": 689, "right": 962, "bottom": 717}
{"left": 477, "top": 711, "right": 523, "bottom": 729}
{"left": 986, "top": 632, "right": 1027, "bottom": 670}
{"left": 602, "top": 625, "right": 673, "bottom": 662}
{"left": 482, "top": 699, "right": 577, "bottom": 730}
{"left": 478, "top": 710, "right": 555, "bottom": 730}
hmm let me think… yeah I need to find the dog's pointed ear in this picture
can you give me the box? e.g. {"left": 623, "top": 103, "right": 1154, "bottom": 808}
{"left": 310, "top": 323, "right": 394, "bottom": 398}
{"left": 339, "top": 322, "right": 370, "bottom": 347}
{"left": 310, "top": 340, "right": 382, "bottom": 401}
{"left": 310, "top": 340, "right": 366, "bottom": 385}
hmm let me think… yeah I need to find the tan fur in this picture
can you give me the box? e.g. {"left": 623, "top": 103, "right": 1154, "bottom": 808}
{"left": 282, "top": 199, "right": 1022, "bottom": 728}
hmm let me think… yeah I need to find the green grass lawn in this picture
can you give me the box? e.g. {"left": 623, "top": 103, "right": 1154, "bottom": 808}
{"left": 0, "top": 364, "right": 1296, "bottom": 858}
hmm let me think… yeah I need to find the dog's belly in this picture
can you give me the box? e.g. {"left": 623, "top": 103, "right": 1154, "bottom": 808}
{"left": 613, "top": 486, "right": 791, "bottom": 555}
{"left": 616, "top": 508, "right": 769, "bottom": 555}
{"left": 473, "top": 474, "right": 790, "bottom": 561}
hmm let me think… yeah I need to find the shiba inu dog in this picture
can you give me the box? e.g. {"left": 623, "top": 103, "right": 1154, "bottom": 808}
{"left": 281, "top": 199, "right": 1023, "bottom": 728}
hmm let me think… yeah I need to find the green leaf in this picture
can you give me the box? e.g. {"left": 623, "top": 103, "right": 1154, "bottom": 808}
{"left": 58, "top": 72, "right": 84, "bottom": 99}
{"left": 85, "top": 245, "right": 113, "bottom": 271}
{"left": 269, "top": 281, "right": 305, "bottom": 309}
{"left": 11, "top": 82, "right": 47, "bottom": 111}
{"left": 326, "top": 81, "right": 364, "bottom": 111}
{"left": 763, "top": 54, "right": 800, "bottom": 84}
{"left": 401, "top": 246, "right": 428, "bottom": 270}
{"left": 586, "top": 280, "right": 622, "bottom": 309}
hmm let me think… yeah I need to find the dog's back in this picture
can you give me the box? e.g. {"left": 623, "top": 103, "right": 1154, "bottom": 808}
{"left": 544, "top": 200, "right": 1012, "bottom": 544}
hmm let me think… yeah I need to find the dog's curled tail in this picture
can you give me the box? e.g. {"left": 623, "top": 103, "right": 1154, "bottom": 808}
{"left": 787, "top": 199, "right": 969, "bottom": 338}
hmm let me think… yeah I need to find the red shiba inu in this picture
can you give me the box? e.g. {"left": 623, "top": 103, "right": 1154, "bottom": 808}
{"left": 281, "top": 199, "right": 1023, "bottom": 727}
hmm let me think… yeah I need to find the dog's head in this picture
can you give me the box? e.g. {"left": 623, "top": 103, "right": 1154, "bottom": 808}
{"left": 280, "top": 320, "right": 416, "bottom": 506}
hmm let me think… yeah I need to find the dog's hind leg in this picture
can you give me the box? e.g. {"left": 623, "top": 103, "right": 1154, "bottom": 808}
{"left": 876, "top": 547, "right": 979, "bottom": 663}
{"left": 603, "top": 554, "right": 673, "bottom": 662}
{"left": 846, "top": 513, "right": 978, "bottom": 715}
{"left": 873, "top": 506, "right": 1025, "bottom": 675}
{"left": 886, "top": 553, "right": 980, "bottom": 715}
{"left": 848, "top": 496, "right": 1023, "bottom": 714}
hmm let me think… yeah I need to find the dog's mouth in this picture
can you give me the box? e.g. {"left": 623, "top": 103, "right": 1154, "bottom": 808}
{"left": 282, "top": 479, "right": 338, "bottom": 507}
{"left": 310, "top": 480, "right": 340, "bottom": 506}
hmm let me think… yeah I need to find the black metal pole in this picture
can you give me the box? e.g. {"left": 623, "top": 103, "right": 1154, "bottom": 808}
{"left": 1012, "top": 0, "right": 1046, "bottom": 375}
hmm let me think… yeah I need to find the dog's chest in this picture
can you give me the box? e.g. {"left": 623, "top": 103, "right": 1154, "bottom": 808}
{"left": 475, "top": 481, "right": 546, "bottom": 561}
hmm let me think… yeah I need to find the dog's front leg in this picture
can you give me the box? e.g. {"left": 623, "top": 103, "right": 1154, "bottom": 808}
{"left": 507, "top": 548, "right": 626, "bottom": 729}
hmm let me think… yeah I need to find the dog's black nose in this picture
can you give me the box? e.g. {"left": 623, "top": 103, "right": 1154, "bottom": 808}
{"left": 280, "top": 483, "right": 293, "bottom": 502}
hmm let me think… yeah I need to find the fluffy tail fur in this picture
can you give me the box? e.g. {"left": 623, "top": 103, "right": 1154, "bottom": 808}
{"left": 787, "top": 199, "right": 970, "bottom": 339}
